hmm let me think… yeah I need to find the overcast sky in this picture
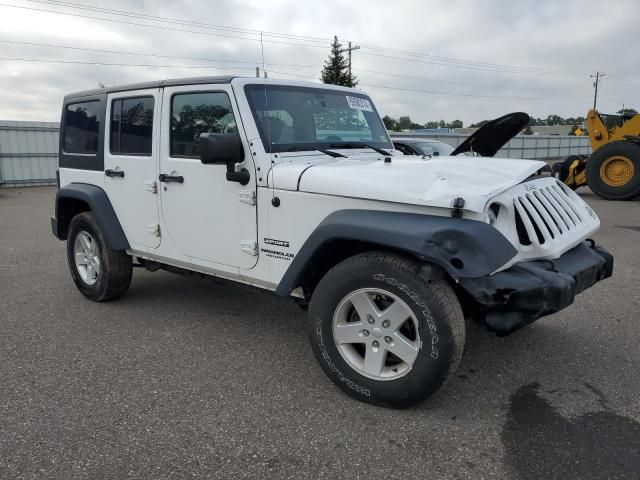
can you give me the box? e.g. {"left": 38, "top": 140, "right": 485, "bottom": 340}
{"left": 1, "top": 0, "right": 639, "bottom": 126}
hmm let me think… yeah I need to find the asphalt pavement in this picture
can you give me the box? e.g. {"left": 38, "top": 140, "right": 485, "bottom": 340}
{"left": 1, "top": 186, "right": 639, "bottom": 479}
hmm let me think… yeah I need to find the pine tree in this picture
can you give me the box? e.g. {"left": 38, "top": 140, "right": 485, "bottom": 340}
{"left": 320, "top": 36, "right": 357, "bottom": 87}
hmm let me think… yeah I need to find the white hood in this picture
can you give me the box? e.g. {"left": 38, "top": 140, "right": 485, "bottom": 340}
{"left": 269, "top": 154, "right": 547, "bottom": 213}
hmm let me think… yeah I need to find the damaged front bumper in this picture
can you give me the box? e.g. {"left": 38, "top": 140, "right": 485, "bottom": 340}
{"left": 458, "top": 241, "right": 613, "bottom": 335}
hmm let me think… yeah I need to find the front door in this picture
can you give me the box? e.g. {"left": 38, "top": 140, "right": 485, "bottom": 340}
{"left": 158, "top": 84, "right": 258, "bottom": 269}
{"left": 104, "top": 89, "right": 161, "bottom": 249}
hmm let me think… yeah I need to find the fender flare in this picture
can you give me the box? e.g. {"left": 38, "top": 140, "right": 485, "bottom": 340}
{"left": 275, "top": 209, "right": 517, "bottom": 296}
{"left": 52, "top": 183, "right": 130, "bottom": 250}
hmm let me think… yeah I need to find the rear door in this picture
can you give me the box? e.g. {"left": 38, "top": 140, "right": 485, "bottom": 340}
{"left": 104, "top": 89, "right": 161, "bottom": 249}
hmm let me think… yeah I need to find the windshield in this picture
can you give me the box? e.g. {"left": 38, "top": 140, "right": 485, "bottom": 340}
{"left": 244, "top": 84, "right": 392, "bottom": 153}
{"left": 414, "top": 141, "right": 455, "bottom": 156}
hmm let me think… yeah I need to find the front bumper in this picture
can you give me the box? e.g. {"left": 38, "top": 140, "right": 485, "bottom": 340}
{"left": 458, "top": 241, "right": 613, "bottom": 335}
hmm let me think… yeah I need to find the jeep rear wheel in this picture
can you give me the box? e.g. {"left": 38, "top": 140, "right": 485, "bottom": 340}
{"left": 308, "top": 252, "right": 466, "bottom": 408}
{"left": 66, "top": 212, "right": 132, "bottom": 301}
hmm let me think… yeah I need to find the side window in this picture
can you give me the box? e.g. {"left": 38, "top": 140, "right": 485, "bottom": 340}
{"left": 64, "top": 101, "right": 101, "bottom": 154}
{"left": 110, "top": 96, "right": 154, "bottom": 155}
{"left": 170, "top": 92, "right": 238, "bottom": 157}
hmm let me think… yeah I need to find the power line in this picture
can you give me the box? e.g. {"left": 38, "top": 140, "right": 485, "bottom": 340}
{"left": 357, "top": 44, "right": 585, "bottom": 75}
{"left": 0, "top": 39, "right": 315, "bottom": 68}
{"left": 0, "top": 37, "right": 597, "bottom": 97}
{"left": 0, "top": 2, "right": 330, "bottom": 49}
{"left": 355, "top": 68, "right": 590, "bottom": 93}
{"left": 22, "top": 0, "right": 333, "bottom": 44}
{"left": 1, "top": 0, "right": 591, "bottom": 77}
{"left": 32, "top": 0, "right": 583, "bottom": 76}
{"left": 267, "top": 70, "right": 589, "bottom": 100}
{"left": 356, "top": 50, "right": 584, "bottom": 77}
{"left": 607, "top": 74, "right": 640, "bottom": 88}
{"left": 0, "top": 56, "right": 258, "bottom": 70}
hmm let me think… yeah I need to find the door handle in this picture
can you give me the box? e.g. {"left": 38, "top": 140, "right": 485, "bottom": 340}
{"left": 159, "top": 173, "right": 184, "bottom": 184}
{"left": 105, "top": 169, "right": 125, "bottom": 178}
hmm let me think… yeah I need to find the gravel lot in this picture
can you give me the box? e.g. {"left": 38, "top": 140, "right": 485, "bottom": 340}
{"left": 1, "top": 186, "right": 639, "bottom": 479}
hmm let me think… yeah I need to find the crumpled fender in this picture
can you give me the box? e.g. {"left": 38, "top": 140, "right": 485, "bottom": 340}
{"left": 275, "top": 209, "right": 517, "bottom": 296}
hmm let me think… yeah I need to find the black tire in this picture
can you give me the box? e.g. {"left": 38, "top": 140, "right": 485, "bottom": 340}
{"left": 554, "top": 155, "right": 587, "bottom": 190}
{"left": 307, "top": 252, "right": 466, "bottom": 408}
{"left": 66, "top": 212, "right": 132, "bottom": 301}
{"left": 586, "top": 141, "right": 640, "bottom": 200}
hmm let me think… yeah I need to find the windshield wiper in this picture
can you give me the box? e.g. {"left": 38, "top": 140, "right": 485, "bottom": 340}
{"left": 285, "top": 146, "right": 346, "bottom": 158}
{"left": 329, "top": 142, "right": 391, "bottom": 156}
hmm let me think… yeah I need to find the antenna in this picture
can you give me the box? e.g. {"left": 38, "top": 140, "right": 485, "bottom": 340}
{"left": 260, "top": 32, "right": 278, "bottom": 205}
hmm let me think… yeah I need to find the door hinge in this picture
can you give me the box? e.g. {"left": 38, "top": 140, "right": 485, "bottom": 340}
{"left": 148, "top": 223, "right": 161, "bottom": 237}
{"left": 241, "top": 240, "right": 258, "bottom": 256}
{"left": 145, "top": 180, "right": 158, "bottom": 194}
{"left": 238, "top": 190, "right": 256, "bottom": 205}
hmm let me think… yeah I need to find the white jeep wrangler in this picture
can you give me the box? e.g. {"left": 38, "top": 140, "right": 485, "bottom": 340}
{"left": 51, "top": 76, "right": 613, "bottom": 408}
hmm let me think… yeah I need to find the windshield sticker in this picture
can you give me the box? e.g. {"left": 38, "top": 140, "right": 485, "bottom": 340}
{"left": 346, "top": 96, "right": 373, "bottom": 112}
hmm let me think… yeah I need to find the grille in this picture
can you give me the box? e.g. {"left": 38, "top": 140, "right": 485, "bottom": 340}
{"left": 512, "top": 182, "right": 585, "bottom": 246}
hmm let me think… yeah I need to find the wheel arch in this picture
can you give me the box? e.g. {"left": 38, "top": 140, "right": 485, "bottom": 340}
{"left": 52, "top": 183, "right": 130, "bottom": 250}
{"left": 275, "top": 209, "right": 518, "bottom": 298}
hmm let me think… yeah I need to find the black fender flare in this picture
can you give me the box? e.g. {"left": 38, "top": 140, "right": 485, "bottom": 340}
{"left": 275, "top": 209, "right": 517, "bottom": 296}
{"left": 52, "top": 183, "right": 130, "bottom": 250}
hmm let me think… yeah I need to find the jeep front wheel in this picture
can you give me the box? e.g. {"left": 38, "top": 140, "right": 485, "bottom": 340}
{"left": 66, "top": 212, "right": 132, "bottom": 301}
{"left": 308, "top": 252, "right": 465, "bottom": 408}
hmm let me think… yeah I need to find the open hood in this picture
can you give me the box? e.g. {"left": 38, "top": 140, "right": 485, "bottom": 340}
{"left": 451, "top": 112, "right": 530, "bottom": 157}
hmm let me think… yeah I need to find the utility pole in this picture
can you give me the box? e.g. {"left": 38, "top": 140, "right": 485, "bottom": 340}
{"left": 590, "top": 71, "right": 605, "bottom": 110}
{"left": 339, "top": 41, "right": 360, "bottom": 82}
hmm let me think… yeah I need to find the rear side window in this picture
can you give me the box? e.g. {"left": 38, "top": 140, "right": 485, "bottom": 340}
{"left": 170, "top": 92, "right": 238, "bottom": 157}
{"left": 110, "top": 97, "right": 154, "bottom": 156}
{"left": 64, "top": 101, "right": 101, "bottom": 154}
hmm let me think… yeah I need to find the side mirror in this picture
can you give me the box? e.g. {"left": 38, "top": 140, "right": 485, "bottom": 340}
{"left": 199, "top": 133, "right": 244, "bottom": 165}
{"left": 199, "top": 132, "right": 250, "bottom": 185}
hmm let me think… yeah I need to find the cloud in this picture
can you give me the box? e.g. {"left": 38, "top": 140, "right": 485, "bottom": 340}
{"left": 0, "top": 0, "right": 638, "bottom": 125}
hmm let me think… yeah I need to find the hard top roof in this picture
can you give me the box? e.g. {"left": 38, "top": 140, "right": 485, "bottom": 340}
{"left": 64, "top": 75, "right": 238, "bottom": 100}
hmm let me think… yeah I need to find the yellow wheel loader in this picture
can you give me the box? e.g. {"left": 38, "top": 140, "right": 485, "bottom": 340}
{"left": 555, "top": 109, "right": 640, "bottom": 200}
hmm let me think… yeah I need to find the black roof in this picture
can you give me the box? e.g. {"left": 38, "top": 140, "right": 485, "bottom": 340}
{"left": 64, "top": 75, "right": 239, "bottom": 100}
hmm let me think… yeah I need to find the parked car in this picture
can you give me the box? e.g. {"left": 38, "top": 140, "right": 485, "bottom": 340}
{"left": 393, "top": 138, "right": 455, "bottom": 156}
{"left": 51, "top": 78, "right": 612, "bottom": 408}
{"left": 395, "top": 112, "right": 531, "bottom": 157}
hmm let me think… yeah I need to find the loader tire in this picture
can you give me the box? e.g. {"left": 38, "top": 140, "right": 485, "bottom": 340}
{"left": 586, "top": 141, "right": 640, "bottom": 200}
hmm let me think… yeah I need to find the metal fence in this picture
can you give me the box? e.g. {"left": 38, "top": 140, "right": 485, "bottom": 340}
{"left": 0, "top": 122, "right": 592, "bottom": 187}
{"left": 391, "top": 133, "right": 591, "bottom": 160}
{"left": 0, "top": 121, "right": 59, "bottom": 187}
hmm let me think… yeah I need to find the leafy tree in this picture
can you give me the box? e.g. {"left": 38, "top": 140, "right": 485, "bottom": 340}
{"left": 424, "top": 121, "right": 439, "bottom": 129}
{"left": 448, "top": 120, "right": 463, "bottom": 128}
{"left": 523, "top": 125, "right": 534, "bottom": 135}
{"left": 397, "top": 116, "right": 413, "bottom": 130}
{"left": 320, "top": 36, "right": 357, "bottom": 87}
{"left": 545, "top": 114, "right": 563, "bottom": 126}
{"left": 618, "top": 108, "right": 637, "bottom": 114}
{"left": 470, "top": 120, "right": 490, "bottom": 128}
{"left": 382, "top": 115, "right": 397, "bottom": 131}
